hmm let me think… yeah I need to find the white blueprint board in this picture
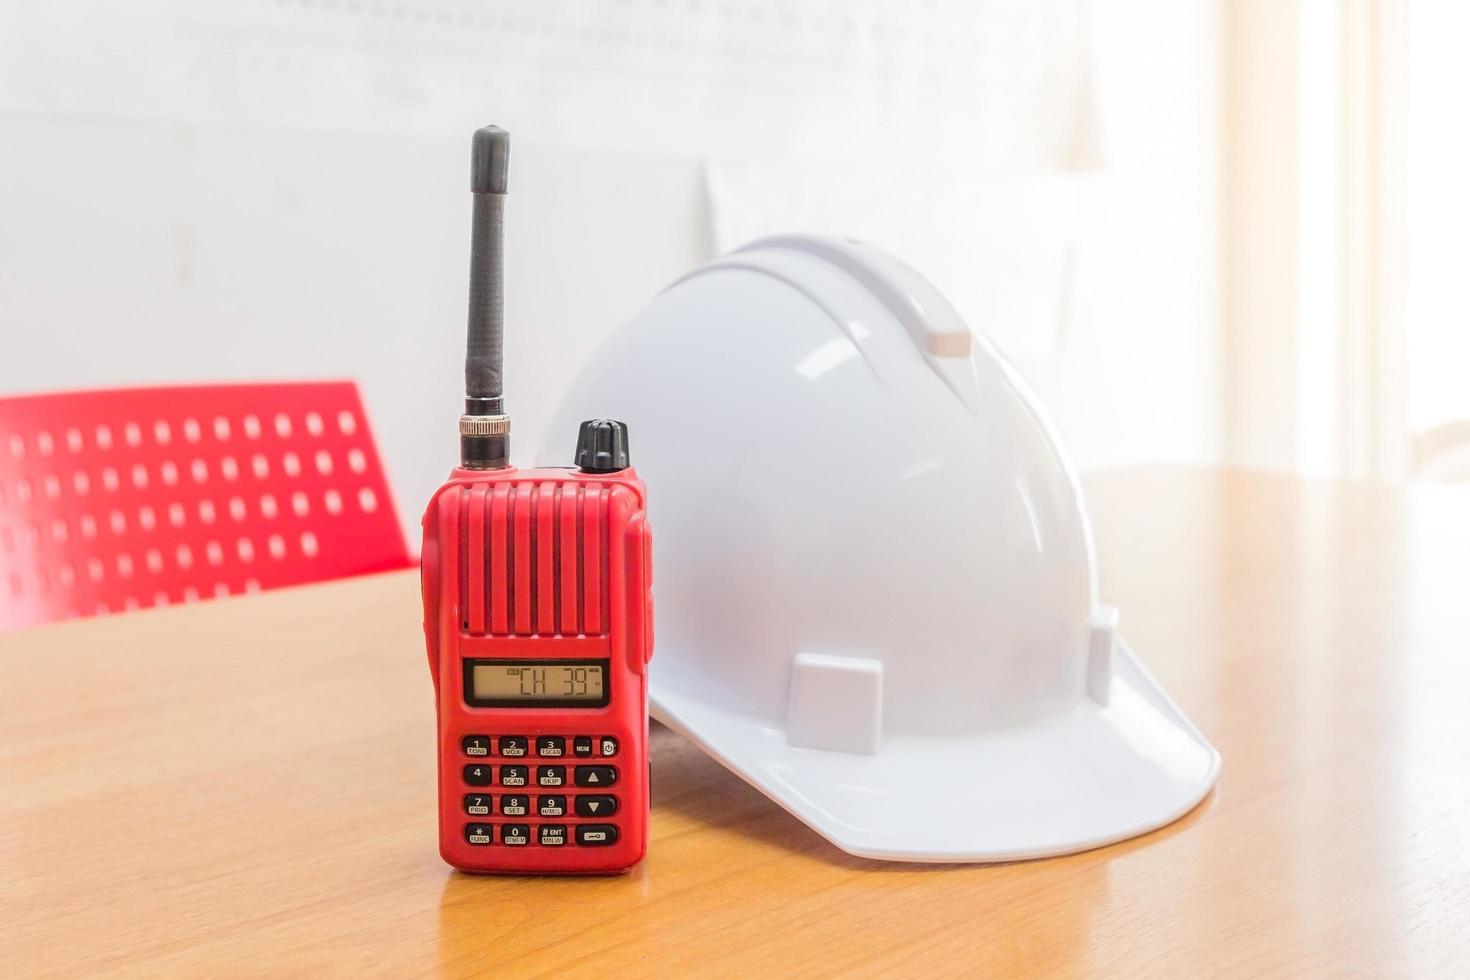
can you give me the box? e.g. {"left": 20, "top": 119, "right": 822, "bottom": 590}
{"left": 0, "top": 1, "right": 1102, "bottom": 530}
{"left": 0, "top": 0, "right": 1094, "bottom": 173}
{"left": 0, "top": 1, "right": 1096, "bottom": 355}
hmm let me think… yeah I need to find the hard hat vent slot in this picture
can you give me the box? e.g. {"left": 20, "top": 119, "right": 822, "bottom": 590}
{"left": 785, "top": 653, "right": 883, "bottom": 755}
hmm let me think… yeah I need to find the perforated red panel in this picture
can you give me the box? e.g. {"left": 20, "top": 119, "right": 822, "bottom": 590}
{"left": 0, "top": 382, "right": 411, "bottom": 631}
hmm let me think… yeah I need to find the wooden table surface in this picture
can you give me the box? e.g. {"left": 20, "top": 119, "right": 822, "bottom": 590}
{"left": 3, "top": 467, "right": 1469, "bottom": 977}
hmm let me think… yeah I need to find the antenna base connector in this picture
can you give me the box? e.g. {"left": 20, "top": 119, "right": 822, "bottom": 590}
{"left": 459, "top": 414, "right": 510, "bottom": 470}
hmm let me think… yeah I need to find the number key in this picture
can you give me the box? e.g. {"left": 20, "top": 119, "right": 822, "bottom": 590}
{"left": 463, "top": 764, "right": 493, "bottom": 786}
{"left": 536, "top": 736, "right": 566, "bottom": 757}
{"left": 537, "top": 765, "right": 566, "bottom": 787}
{"left": 463, "top": 793, "right": 491, "bottom": 816}
{"left": 500, "top": 794, "right": 529, "bottom": 817}
{"left": 538, "top": 795, "right": 567, "bottom": 817}
{"left": 499, "top": 765, "right": 528, "bottom": 787}
{"left": 499, "top": 736, "right": 528, "bottom": 757}
{"left": 461, "top": 735, "right": 490, "bottom": 756}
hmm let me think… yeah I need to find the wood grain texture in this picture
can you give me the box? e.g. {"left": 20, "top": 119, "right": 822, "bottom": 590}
{"left": 3, "top": 468, "right": 1468, "bottom": 977}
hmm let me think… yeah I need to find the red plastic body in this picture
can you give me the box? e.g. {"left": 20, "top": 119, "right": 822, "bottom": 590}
{"left": 421, "top": 465, "right": 652, "bottom": 874}
{"left": 0, "top": 382, "right": 410, "bottom": 632}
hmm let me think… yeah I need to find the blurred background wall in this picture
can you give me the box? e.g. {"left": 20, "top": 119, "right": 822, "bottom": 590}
{"left": 2, "top": 0, "right": 1457, "bottom": 536}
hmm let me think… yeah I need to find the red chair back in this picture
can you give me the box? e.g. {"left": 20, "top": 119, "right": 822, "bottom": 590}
{"left": 0, "top": 382, "right": 411, "bottom": 631}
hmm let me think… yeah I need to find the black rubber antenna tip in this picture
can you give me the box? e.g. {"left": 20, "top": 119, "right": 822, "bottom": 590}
{"left": 471, "top": 125, "right": 510, "bottom": 194}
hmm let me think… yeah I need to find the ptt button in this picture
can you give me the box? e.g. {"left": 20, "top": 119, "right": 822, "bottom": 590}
{"left": 575, "top": 795, "right": 618, "bottom": 817}
{"left": 498, "top": 765, "right": 528, "bottom": 787}
{"left": 537, "top": 795, "right": 567, "bottom": 817}
{"left": 498, "top": 736, "right": 528, "bottom": 757}
{"left": 539, "top": 825, "right": 567, "bottom": 846}
{"left": 463, "top": 764, "right": 493, "bottom": 786}
{"left": 598, "top": 736, "right": 618, "bottom": 757}
{"left": 461, "top": 735, "right": 490, "bottom": 756}
{"left": 463, "top": 793, "right": 492, "bottom": 816}
{"left": 574, "top": 765, "right": 617, "bottom": 787}
{"left": 537, "top": 765, "right": 566, "bottom": 787}
{"left": 500, "top": 794, "right": 529, "bottom": 817}
{"left": 501, "top": 824, "right": 530, "bottom": 846}
{"left": 572, "top": 736, "right": 594, "bottom": 757}
{"left": 465, "top": 823, "right": 493, "bottom": 846}
{"left": 536, "top": 736, "right": 566, "bottom": 757}
{"left": 575, "top": 824, "right": 619, "bottom": 846}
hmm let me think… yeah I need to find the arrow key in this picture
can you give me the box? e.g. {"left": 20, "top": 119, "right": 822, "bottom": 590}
{"left": 574, "top": 795, "right": 618, "bottom": 817}
{"left": 573, "top": 765, "right": 617, "bottom": 788}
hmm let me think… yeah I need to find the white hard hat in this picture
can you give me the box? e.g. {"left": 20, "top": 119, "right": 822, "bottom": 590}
{"left": 539, "top": 235, "right": 1220, "bottom": 862}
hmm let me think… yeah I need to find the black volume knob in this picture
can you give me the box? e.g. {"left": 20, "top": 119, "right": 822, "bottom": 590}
{"left": 575, "top": 419, "right": 631, "bottom": 473}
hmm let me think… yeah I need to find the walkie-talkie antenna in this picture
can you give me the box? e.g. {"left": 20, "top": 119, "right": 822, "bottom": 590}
{"left": 460, "top": 124, "right": 511, "bottom": 469}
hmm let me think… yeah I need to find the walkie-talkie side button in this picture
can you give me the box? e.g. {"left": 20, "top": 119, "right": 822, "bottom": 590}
{"left": 536, "top": 736, "right": 566, "bottom": 757}
{"left": 574, "top": 765, "right": 618, "bottom": 787}
{"left": 572, "top": 736, "right": 594, "bottom": 757}
{"left": 539, "top": 825, "right": 567, "bottom": 846}
{"left": 501, "top": 824, "right": 530, "bottom": 846}
{"left": 575, "top": 824, "right": 619, "bottom": 846}
{"left": 463, "top": 793, "right": 492, "bottom": 816}
{"left": 465, "top": 823, "right": 493, "bottom": 846}
{"left": 498, "top": 765, "right": 528, "bottom": 787}
{"left": 498, "top": 736, "right": 528, "bottom": 757}
{"left": 575, "top": 795, "right": 618, "bottom": 817}
{"left": 597, "top": 736, "right": 619, "bottom": 757}
{"left": 537, "top": 795, "right": 567, "bottom": 817}
{"left": 500, "top": 794, "right": 529, "bottom": 817}
{"left": 463, "top": 764, "right": 493, "bottom": 786}
{"left": 537, "top": 765, "right": 566, "bottom": 787}
{"left": 461, "top": 735, "right": 490, "bottom": 756}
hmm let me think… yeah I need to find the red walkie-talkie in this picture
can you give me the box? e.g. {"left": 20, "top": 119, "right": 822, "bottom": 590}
{"left": 421, "top": 126, "right": 653, "bottom": 874}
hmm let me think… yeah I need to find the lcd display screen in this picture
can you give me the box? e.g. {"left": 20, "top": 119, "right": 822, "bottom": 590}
{"left": 463, "top": 659, "right": 609, "bottom": 708}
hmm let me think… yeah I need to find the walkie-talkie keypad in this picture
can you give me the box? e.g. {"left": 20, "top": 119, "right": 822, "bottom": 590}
{"left": 458, "top": 733, "right": 625, "bottom": 847}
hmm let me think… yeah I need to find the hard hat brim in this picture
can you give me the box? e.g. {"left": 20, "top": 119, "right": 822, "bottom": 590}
{"left": 651, "top": 635, "right": 1220, "bottom": 863}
